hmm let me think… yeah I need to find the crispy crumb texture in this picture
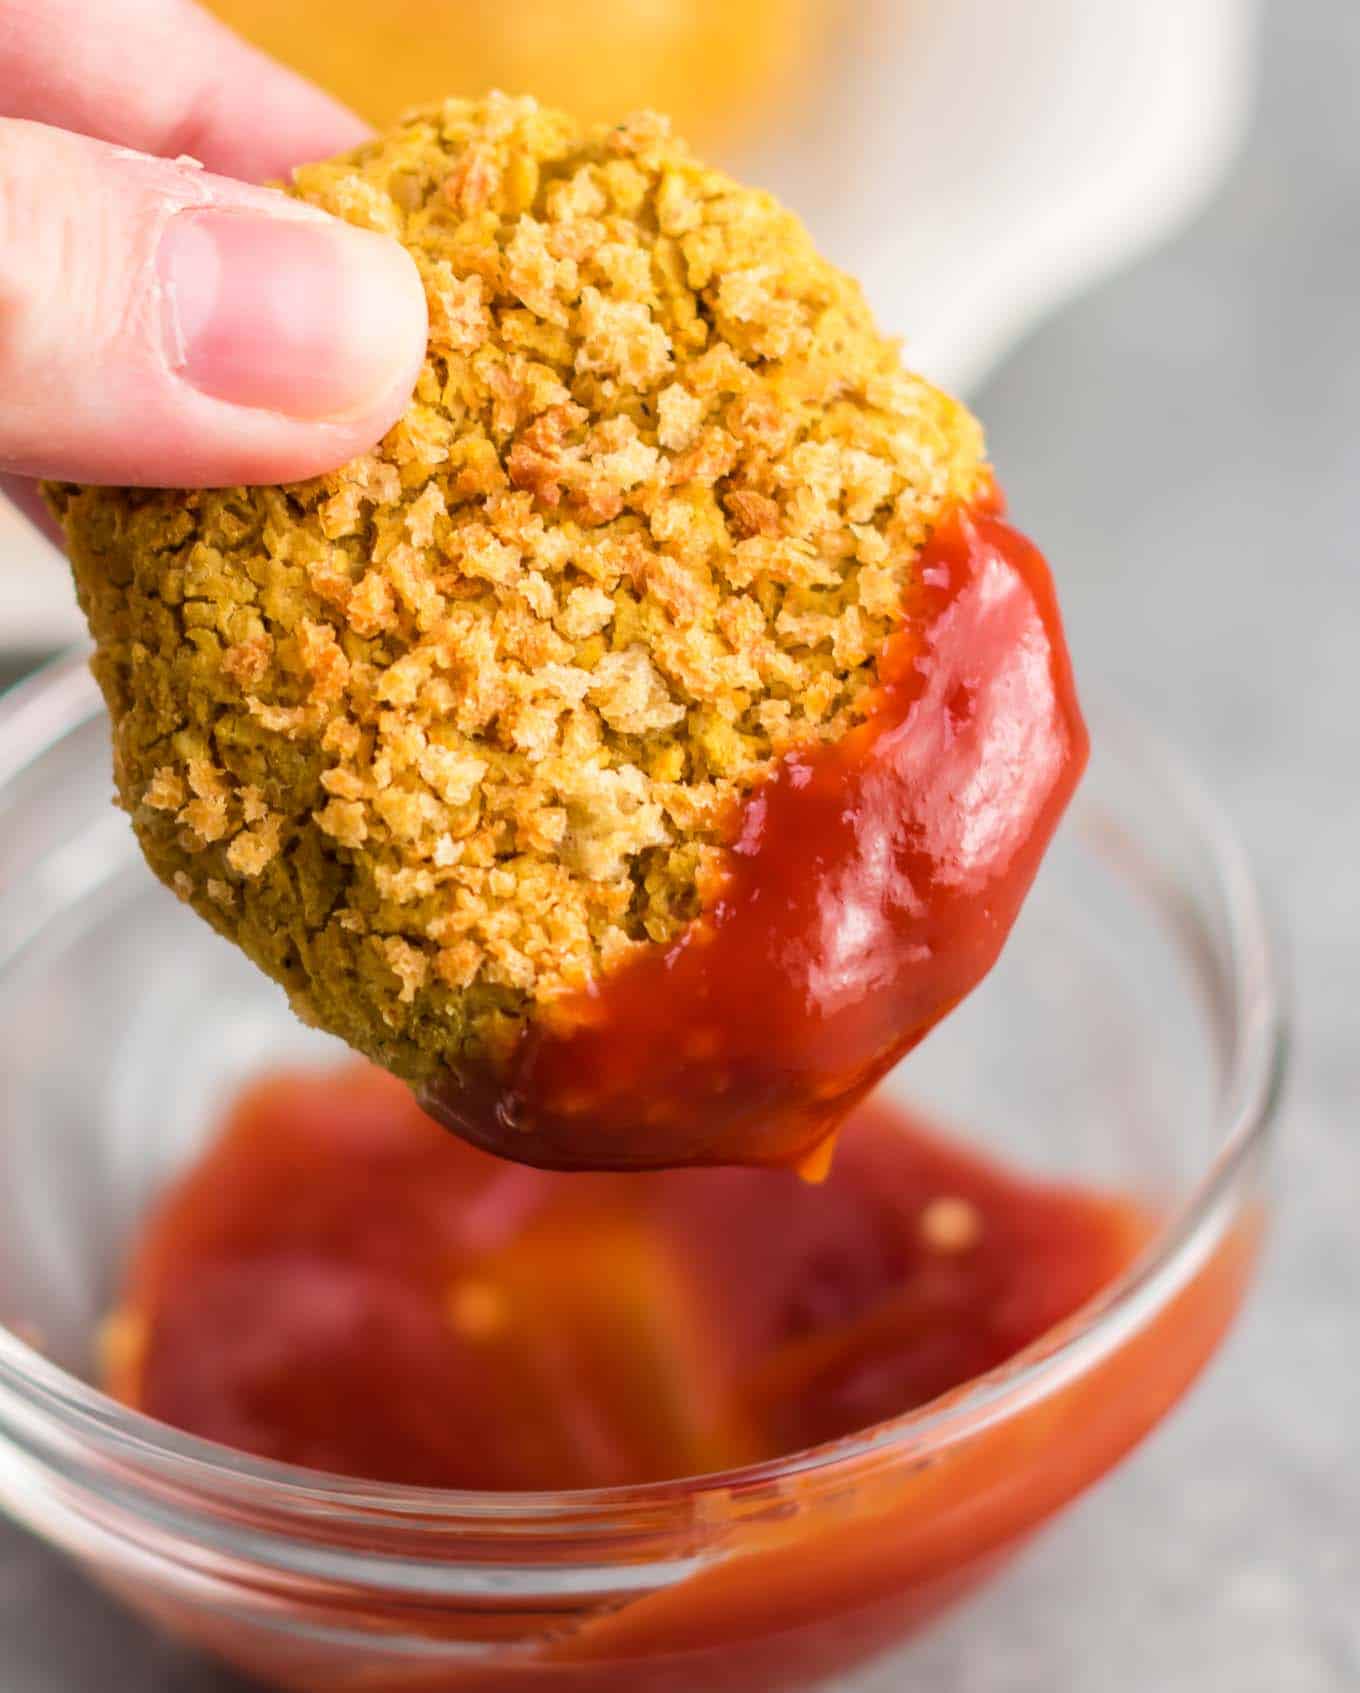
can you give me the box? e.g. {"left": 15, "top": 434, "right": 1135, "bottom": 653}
{"left": 48, "top": 96, "right": 986, "bottom": 1087}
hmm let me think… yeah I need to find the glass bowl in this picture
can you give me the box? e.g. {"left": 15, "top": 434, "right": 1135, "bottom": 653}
{"left": 0, "top": 651, "right": 1284, "bottom": 1693}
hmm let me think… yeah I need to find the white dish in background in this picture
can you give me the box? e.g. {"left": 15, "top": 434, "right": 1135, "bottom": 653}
{"left": 0, "top": 0, "right": 1256, "bottom": 652}
{"left": 746, "top": 0, "right": 1258, "bottom": 395}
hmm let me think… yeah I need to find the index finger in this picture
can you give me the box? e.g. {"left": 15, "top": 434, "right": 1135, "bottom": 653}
{"left": 0, "top": 0, "right": 369, "bottom": 181}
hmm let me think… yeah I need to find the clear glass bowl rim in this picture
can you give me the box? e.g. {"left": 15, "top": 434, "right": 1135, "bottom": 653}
{"left": 0, "top": 649, "right": 1287, "bottom": 1532}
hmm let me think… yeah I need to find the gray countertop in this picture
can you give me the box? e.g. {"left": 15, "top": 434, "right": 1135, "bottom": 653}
{"left": 3, "top": 0, "right": 1357, "bottom": 1687}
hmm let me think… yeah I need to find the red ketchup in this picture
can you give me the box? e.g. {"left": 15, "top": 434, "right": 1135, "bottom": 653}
{"left": 422, "top": 496, "right": 1088, "bottom": 1171}
{"left": 107, "top": 1064, "right": 1146, "bottom": 1490}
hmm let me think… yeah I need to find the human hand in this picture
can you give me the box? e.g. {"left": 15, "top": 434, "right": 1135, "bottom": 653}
{"left": 0, "top": 0, "right": 428, "bottom": 533}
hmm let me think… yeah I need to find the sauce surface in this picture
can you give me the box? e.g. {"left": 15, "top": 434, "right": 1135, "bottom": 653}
{"left": 107, "top": 1064, "right": 1145, "bottom": 1490}
{"left": 423, "top": 499, "right": 1088, "bottom": 1171}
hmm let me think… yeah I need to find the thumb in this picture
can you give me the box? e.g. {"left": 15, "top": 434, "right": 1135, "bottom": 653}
{"left": 0, "top": 118, "right": 427, "bottom": 487}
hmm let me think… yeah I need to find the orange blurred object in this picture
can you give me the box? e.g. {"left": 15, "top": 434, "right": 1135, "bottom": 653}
{"left": 206, "top": 0, "right": 839, "bottom": 144}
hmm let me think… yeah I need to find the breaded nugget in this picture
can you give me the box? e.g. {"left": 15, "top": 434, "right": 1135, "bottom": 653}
{"left": 50, "top": 97, "right": 995, "bottom": 1155}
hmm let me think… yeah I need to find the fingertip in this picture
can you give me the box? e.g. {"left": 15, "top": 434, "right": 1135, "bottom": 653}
{"left": 161, "top": 210, "right": 429, "bottom": 431}
{"left": 0, "top": 125, "right": 431, "bottom": 491}
{"left": 211, "top": 233, "right": 429, "bottom": 487}
{"left": 336, "top": 225, "right": 431, "bottom": 432}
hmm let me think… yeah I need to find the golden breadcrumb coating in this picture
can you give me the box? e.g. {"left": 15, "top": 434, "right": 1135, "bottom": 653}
{"left": 49, "top": 95, "right": 986, "bottom": 1087}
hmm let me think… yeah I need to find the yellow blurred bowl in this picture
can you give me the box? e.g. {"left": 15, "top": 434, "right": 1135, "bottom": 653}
{"left": 206, "top": 0, "right": 837, "bottom": 144}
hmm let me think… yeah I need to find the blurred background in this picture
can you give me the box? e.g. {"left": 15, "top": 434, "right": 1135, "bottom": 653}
{"left": 3, "top": 0, "right": 1356, "bottom": 1688}
{"left": 0, "top": 0, "right": 1253, "bottom": 644}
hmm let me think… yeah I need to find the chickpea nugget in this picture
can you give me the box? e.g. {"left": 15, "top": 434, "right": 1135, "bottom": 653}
{"left": 50, "top": 97, "right": 1081, "bottom": 1173}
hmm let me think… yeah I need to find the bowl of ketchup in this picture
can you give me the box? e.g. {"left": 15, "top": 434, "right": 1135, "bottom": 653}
{"left": 0, "top": 655, "right": 1283, "bottom": 1693}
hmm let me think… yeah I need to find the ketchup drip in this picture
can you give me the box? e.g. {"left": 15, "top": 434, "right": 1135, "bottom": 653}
{"left": 424, "top": 498, "right": 1087, "bottom": 1170}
